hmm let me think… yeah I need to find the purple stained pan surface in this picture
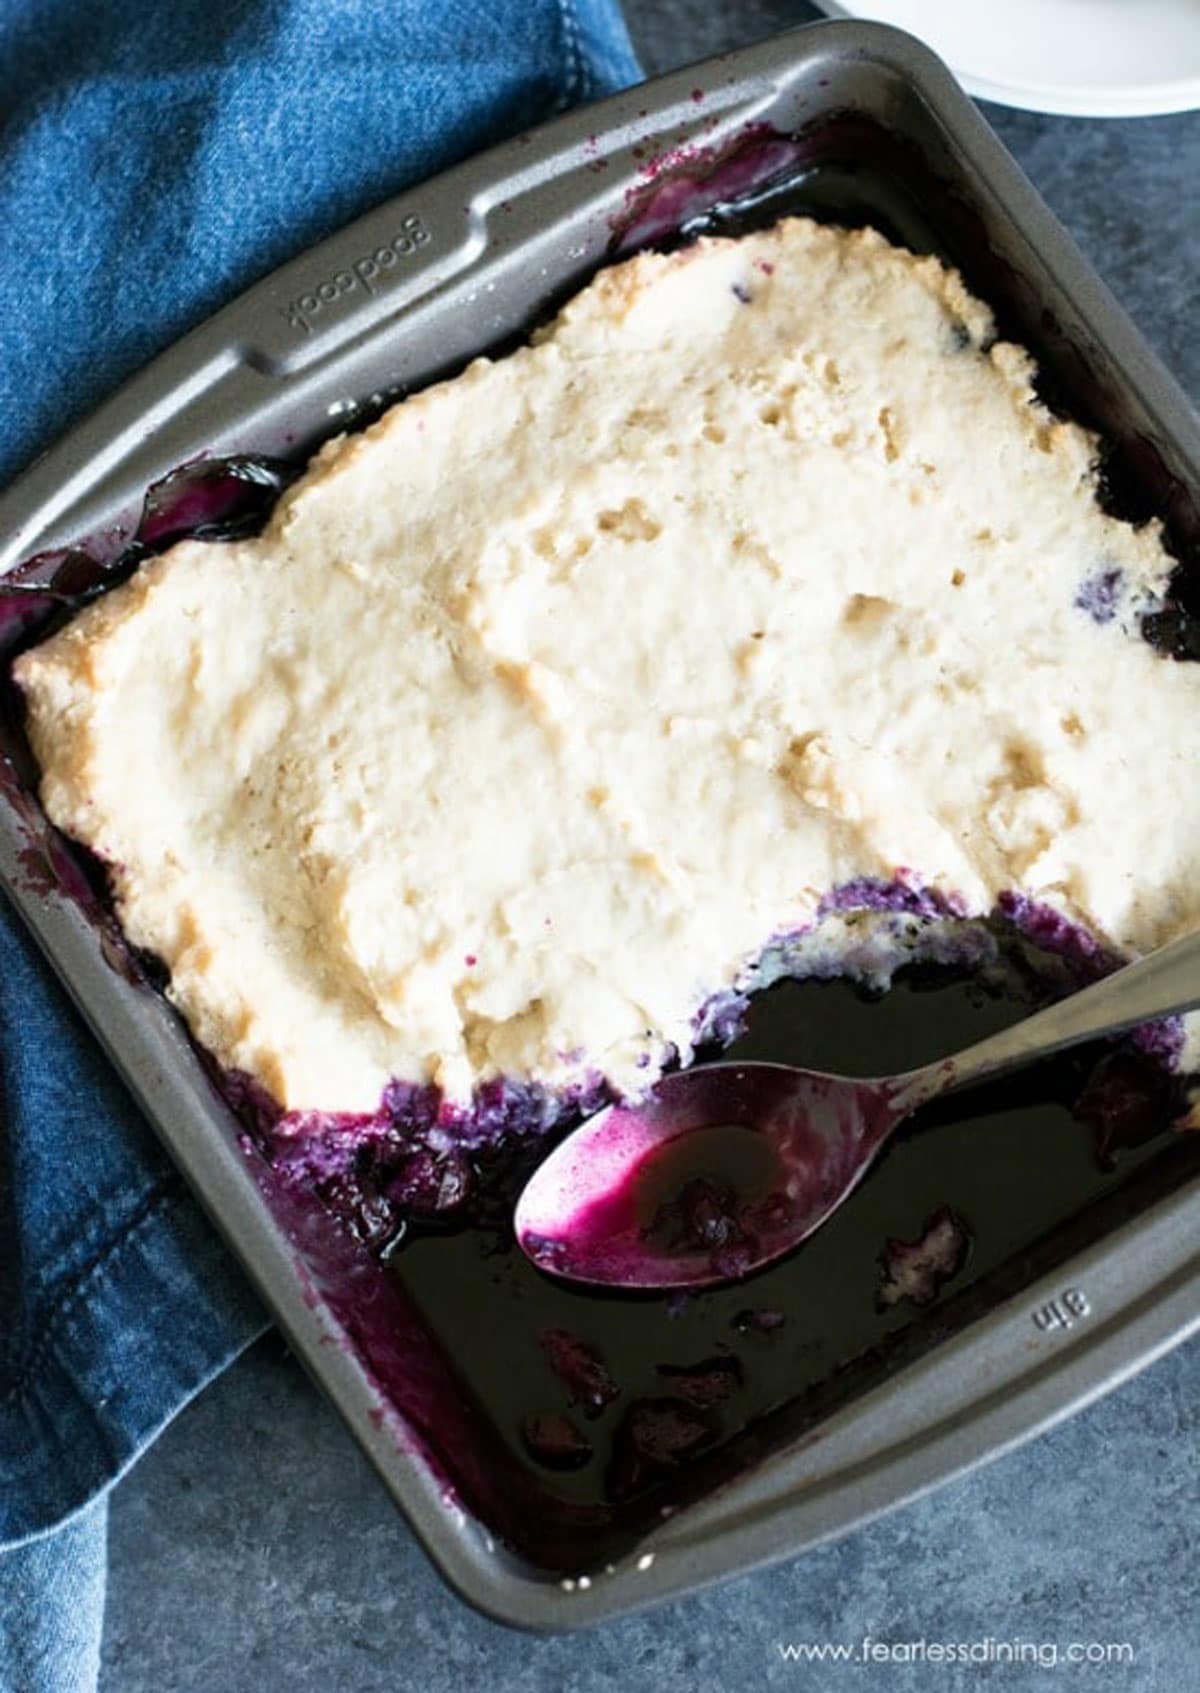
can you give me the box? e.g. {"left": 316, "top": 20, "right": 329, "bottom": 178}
{"left": 3, "top": 497, "right": 1196, "bottom": 1564}
{"left": 612, "top": 124, "right": 807, "bottom": 252}
{"left": 3, "top": 111, "right": 1200, "bottom": 1565}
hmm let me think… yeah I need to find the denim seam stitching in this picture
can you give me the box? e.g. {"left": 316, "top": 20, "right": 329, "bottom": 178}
{"left": 555, "top": 0, "right": 586, "bottom": 110}
{"left": 1, "top": 1177, "right": 181, "bottom": 1407}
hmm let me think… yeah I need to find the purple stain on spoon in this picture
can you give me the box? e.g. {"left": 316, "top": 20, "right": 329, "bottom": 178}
{"left": 515, "top": 1064, "right": 901, "bottom": 1289}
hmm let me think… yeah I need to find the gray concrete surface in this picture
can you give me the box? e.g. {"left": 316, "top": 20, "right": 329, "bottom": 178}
{"left": 100, "top": 4, "right": 1200, "bottom": 1688}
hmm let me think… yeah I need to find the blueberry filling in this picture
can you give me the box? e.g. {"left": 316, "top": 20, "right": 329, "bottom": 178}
{"left": 1074, "top": 566, "right": 1122, "bottom": 625}
{"left": 656, "top": 1354, "right": 743, "bottom": 1407}
{"left": 731, "top": 1306, "right": 786, "bottom": 1336}
{"left": 6, "top": 476, "right": 1197, "bottom": 1561}
{"left": 522, "top": 1411, "right": 594, "bottom": 1471}
{"left": 539, "top": 1328, "right": 621, "bottom": 1418}
{"left": 218, "top": 881, "right": 1188, "bottom": 1259}
{"left": 4, "top": 235, "right": 1200, "bottom": 1567}
{"left": 876, "top": 1206, "right": 972, "bottom": 1310}
{"left": 606, "top": 1397, "right": 714, "bottom": 1501}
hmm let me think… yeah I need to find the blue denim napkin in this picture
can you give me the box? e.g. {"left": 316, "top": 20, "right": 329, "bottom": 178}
{"left": 0, "top": 2, "right": 641, "bottom": 1686}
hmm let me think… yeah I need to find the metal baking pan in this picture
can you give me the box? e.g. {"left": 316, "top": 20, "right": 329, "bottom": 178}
{"left": 2, "top": 19, "right": 1199, "bottom": 1627}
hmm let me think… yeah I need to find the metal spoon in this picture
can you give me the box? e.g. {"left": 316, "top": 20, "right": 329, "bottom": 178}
{"left": 515, "top": 926, "right": 1200, "bottom": 1290}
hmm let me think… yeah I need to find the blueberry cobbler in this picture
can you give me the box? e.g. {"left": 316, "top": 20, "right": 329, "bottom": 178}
{"left": 14, "top": 217, "right": 1200, "bottom": 1237}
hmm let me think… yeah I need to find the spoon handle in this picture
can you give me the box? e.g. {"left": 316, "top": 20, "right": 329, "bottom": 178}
{"left": 899, "top": 924, "right": 1200, "bottom": 1110}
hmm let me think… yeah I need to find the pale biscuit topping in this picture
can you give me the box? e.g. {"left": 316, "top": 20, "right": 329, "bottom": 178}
{"left": 15, "top": 219, "right": 1200, "bottom": 1112}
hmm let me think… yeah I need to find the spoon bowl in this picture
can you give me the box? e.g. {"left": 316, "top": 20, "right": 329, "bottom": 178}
{"left": 515, "top": 923, "right": 1200, "bottom": 1290}
{"left": 515, "top": 1062, "right": 905, "bottom": 1288}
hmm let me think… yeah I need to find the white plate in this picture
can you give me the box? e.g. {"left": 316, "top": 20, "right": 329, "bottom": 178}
{"left": 817, "top": 0, "right": 1200, "bottom": 115}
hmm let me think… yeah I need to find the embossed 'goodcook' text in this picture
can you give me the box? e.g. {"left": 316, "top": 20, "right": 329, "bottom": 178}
{"left": 281, "top": 214, "right": 432, "bottom": 332}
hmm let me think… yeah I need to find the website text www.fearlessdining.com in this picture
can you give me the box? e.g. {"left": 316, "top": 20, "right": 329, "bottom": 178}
{"left": 775, "top": 1637, "right": 1135, "bottom": 1670}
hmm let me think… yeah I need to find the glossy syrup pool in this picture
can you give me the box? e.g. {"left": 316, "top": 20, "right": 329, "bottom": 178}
{"left": 4, "top": 118, "right": 1200, "bottom": 1574}
{"left": 384, "top": 943, "right": 1198, "bottom": 1555}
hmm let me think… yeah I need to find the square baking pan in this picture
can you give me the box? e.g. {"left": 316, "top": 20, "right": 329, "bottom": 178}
{"left": 2, "top": 19, "right": 1199, "bottom": 1628}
